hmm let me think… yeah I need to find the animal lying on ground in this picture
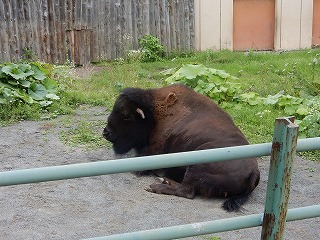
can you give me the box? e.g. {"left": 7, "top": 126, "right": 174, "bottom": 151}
{"left": 103, "top": 84, "right": 260, "bottom": 211}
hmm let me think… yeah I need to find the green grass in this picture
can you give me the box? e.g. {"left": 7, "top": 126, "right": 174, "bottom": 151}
{"left": 60, "top": 119, "right": 111, "bottom": 149}
{"left": 1, "top": 49, "right": 319, "bottom": 159}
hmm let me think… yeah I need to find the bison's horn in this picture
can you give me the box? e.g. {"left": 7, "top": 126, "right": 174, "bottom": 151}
{"left": 136, "top": 108, "right": 145, "bottom": 119}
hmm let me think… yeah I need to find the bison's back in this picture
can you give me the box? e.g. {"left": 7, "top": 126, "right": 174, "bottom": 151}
{"left": 149, "top": 84, "right": 250, "bottom": 154}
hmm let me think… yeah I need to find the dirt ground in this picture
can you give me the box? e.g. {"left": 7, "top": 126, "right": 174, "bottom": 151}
{"left": 0, "top": 105, "right": 319, "bottom": 240}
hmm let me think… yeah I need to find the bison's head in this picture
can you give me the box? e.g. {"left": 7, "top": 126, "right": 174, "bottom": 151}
{"left": 103, "top": 88, "right": 155, "bottom": 154}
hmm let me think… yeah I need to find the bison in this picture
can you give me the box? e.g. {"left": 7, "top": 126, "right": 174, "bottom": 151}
{"left": 103, "top": 84, "right": 260, "bottom": 211}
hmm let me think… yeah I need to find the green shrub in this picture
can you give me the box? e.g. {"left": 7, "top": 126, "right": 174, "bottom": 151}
{"left": 163, "top": 64, "right": 320, "bottom": 139}
{"left": 139, "top": 34, "right": 165, "bottom": 62}
{"left": 0, "top": 62, "right": 60, "bottom": 106}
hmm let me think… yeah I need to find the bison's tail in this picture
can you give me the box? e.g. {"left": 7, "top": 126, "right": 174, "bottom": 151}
{"left": 222, "top": 168, "right": 260, "bottom": 212}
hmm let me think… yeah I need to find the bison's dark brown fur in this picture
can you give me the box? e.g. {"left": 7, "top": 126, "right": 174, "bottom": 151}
{"left": 103, "top": 84, "right": 260, "bottom": 211}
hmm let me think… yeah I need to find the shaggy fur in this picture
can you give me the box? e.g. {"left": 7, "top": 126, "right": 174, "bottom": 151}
{"left": 103, "top": 84, "right": 260, "bottom": 211}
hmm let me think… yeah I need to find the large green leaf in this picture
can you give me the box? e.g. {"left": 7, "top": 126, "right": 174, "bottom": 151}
{"left": 28, "top": 83, "right": 48, "bottom": 100}
{"left": 31, "top": 64, "right": 47, "bottom": 80}
{"left": 46, "top": 93, "right": 60, "bottom": 100}
{"left": 43, "top": 78, "right": 58, "bottom": 93}
{"left": 2, "top": 64, "right": 34, "bottom": 80}
{"left": 19, "top": 80, "right": 31, "bottom": 88}
{"left": 0, "top": 66, "right": 7, "bottom": 78}
{"left": 262, "top": 91, "right": 284, "bottom": 105}
{"left": 176, "top": 64, "right": 208, "bottom": 80}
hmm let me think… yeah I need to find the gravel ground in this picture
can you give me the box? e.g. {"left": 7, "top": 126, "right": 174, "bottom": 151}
{"left": 0, "top": 106, "right": 319, "bottom": 240}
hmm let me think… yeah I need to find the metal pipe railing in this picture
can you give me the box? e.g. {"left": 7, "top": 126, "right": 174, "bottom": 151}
{"left": 0, "top": 138, "right": 319, "bottom": 186}
{"left": 83, "top": 205, "right": 320, "bottom": 240}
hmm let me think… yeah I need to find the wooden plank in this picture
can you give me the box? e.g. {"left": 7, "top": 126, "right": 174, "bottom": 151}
{"left": 47, "top": 0, "right": 57, "bottom": 62}
{"left": 35, "top": 0, "right": 45, "bottom": 61}
{"left": 106, "top": 0, "right": 113, "bottom": 60}
{"left": 40, "top": 0, "right": 51, "bottom": 62}
{"left": 10, "top": 0, "right": 20, "bottom": 61}
{"left": 90, "top": 0, "right": 99, "bottom": 62}
{"left": 66, "top": 30, "right": 75, "bottom": 63}
{"left": 194, "top": 0, "right": 200, "bottom": 51}
{"left": 66, "top": 0, "right": 73, "bottom": 30}
{"left": 188, "top": 0, "right": 195, "bottom": 50}
{"left": 16, "top": 0, "right": 25, "bottom": 60}
{"left": 136, "top": 0, "right": 143, "bottom": 41}
{"left": 149, "top": 0, "right": 155, "bottom": 37}
{"left": 163, "top": 0, "right": 170, "bottom": 52}
{"left": 124, "top": 0, "right": 134, "bottom": 51}
{"left": 131, "top": 0, "right": 138, "bottom": 49}
{"left": 183, "top": 0, "right": 190, "bottom": 52}
{"left": 142, "top": 0, "right": 150, "bottom": 35}
{"left": 81, "top": 0, "right": 87, "bottom": 29}
{"left": 58, "top": 0, "right": 67, "bottom": 63}
{"left": 87, "top": 0, "right": 93, "bottom": 29}
{"left": 0, "top": 0, "right": 10, "bottom": 61}
{"left": 168, "top": 0, "right": 177, "bottom": 51}
{"left": 159, "top": 0, "right": 167, "bottom": 51}
{"left": 74, "top": 30, "right": 80, "bottom": 64}
{"left": 75, "top": 0, "right": 82, "bottom": 30}
{"left": 154, "top": 0, "right": 161, "bottom": 39}
{"left": 177, "top": 0, "right": 184, "bottom": 51}
{"left": 22, "top": 0, "right": 31, "bottom": 57}
{"left": 29, "top": 0, "right": 41, "bottom": 60}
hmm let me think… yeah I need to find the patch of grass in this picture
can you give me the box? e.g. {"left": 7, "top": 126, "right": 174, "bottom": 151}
{"left": 62, "top": 63, "right": 163, "bottom": 111}
{"left": 60, "top": 120, "right": 111, "bottom": 149}
{"left": 0, "top": 102, "right": 42, "bottom": 125}
{"left": 59, "top": 49, "right": 320, "bottom": 159}
{"left": 203, "top": 236, "right": 222, "bottom": 240}
{"left": 1, "top": 49, "right": 319, "bottom": 159}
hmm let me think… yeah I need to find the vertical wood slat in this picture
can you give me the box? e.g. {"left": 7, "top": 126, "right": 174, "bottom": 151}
{"left": 0, "top": 0, "right": 9, "bottom": 61}
{"left": 0, "top": 0, "right": 195, "bottom": 64}
{"left": 11, "top": 0, "right": 20, "bottom": 60}
{"left": 30, "top": 0, "right": 40, "bottom": 59}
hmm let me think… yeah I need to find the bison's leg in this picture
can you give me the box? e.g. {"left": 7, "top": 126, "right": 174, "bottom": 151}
{"left": 148, "top": 182, "right": 196, "bottom": 199}
{"left": 155, "top": 177, "right": 180, "bottom": 187}
{"left": 147, "top": 168, "right": 196, "bottom": 199}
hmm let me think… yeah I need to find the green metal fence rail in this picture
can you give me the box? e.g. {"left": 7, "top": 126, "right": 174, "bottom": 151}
{"left": 84, "top": 205, "right": 320, "bottom": 240}
{"left": 0, "top": 117, "right": 319, "bottom": 240}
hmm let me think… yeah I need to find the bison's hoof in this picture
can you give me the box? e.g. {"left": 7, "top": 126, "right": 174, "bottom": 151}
{"left": 148, "top": 183, "right": 171, "bottom": 194}
{"left": 155, "top": 177, "right": 169, "bottom": 184}
{"left": 145, "top": 188, "right": 153, "bottom": 193}
{"left": 145, "top": 185, "right": 163, "bottom": 194}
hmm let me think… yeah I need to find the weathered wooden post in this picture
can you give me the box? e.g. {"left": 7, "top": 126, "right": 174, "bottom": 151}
{"left": 261, "top": 117, "right": 299, "bottom": 240}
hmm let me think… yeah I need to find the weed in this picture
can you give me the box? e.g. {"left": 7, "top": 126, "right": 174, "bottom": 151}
{"left": 22, "top": 47, "right": 38, "bottom": 61}
{"left": 60, "top": 120, "right": 111, "bottom": 149}
{"left": 139, "top": 34, "right": 165, "bottom": 62}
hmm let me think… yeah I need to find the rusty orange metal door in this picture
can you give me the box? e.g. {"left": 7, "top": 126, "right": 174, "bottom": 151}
{"left": 313, "top": 0, "right": 320, "bottom": 47}
{"left": 233, "top": 0, "right": 275, "bottom": 51}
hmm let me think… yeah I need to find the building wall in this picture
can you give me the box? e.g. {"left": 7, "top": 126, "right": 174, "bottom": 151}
{"left": 313, "top": 0, "right": 320, "bottom": 46}
{"left": 233, "top": 0, "right": 275, "bottom": 51}
{"left": 194, "top": 0, "right": 233, "bottom": 51}
{"left": 195, "top": 0, "right": 315, "bottom": 51}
